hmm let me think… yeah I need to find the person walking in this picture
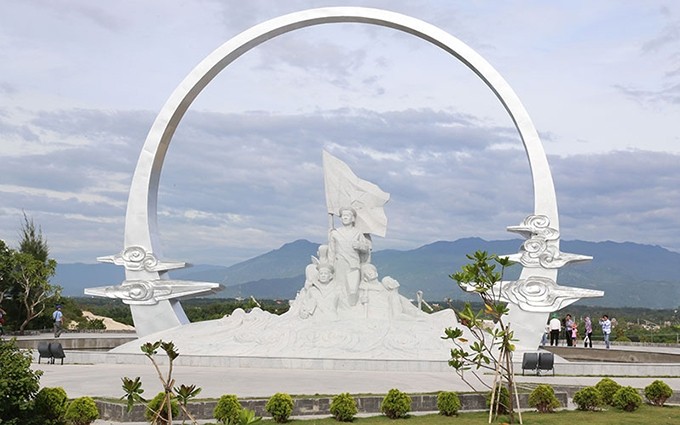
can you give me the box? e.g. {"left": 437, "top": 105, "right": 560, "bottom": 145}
{"left": 549, "top": 314, "right": 561, "bottom": 346}
{"left": 565, "top": 314, "right": 574, "bottom": 347}
{"left": 584, "top": 316, "right": 593, "bottom": 348}
{"left": 600, "top": 314, "right": 612, "bottom": 349}
{"left": 52, "top": 304, "right": 64, "bottom": 338}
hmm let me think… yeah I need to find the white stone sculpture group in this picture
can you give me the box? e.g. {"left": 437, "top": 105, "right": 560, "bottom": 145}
{"left": 292, "top": 211, "right": 420, "bottom": 322}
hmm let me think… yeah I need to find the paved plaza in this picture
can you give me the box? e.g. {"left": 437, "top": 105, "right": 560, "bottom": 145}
{"left": 15, "top": 333, "right": 680, "bottom": 424}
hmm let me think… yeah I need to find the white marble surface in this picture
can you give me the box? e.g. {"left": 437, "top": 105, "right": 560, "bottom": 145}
{"left": 112, "top": 306, "right": 459, "bottom": 361}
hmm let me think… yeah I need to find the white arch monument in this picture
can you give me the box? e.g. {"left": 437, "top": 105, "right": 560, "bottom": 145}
{"left": 86, "top": 7, "right": 602, "bottom": 351}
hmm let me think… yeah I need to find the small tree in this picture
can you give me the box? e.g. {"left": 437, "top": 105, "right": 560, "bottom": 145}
{"left": 121, "top": 340, "right": 201, "bottom": 425}
{"left": 0, "top": 240, "right": 15, "bottom": 306}
{"left": 436, "top": 391, "right": 461, "bottom": 416}
{"left": 612, "top": 386, "right": 642, "bottom": 412}
{"left": 63, "top": 397, "right": 99, "bottom": 425}
{"left": 595, "top": 377, "right": 621, "bottom": 405}
{"left": 0, "top": 339, "right": 43, "bottom": 424}
{"left": 573, "top": 386, "right": 602, "bottom": 411}
{"left": 442, "top": 251, "right": 521, "bottom": 424}
{"left": 330, "top": 393, "right": 358, "bottom": 422}
{"left": 13, "top": 252, "right": 59, "bottom": 334}
{"left": 528, "top": 384, "right": 560, "bottom": 413}
{"left": 213, "top": 394, "right": 242, "bottom": 424}
{"left": 380, "top": 388, "right": 411, "bottom": 419}
{"left": 265, "top": 393, "right": 294, "bottom": 423}
{"left": 33, "top": 386, "right": 68, "bottom": 425}
{"left": 644, "top": 380, "right": 673, "bottom": 407}
{"left": 11, "top": 214, "right": 60, "bottom": 334}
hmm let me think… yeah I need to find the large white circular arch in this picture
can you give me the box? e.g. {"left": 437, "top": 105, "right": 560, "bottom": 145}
{"left": 118, "top": 7, "right": 564, "bottom": 338}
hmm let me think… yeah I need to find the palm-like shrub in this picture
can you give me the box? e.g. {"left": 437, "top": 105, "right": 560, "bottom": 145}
{"left": 33, "top": 386, "right": 68, "bottom": 424}
{"left": 595, "top": 377, "right": 621, "bottom": 405}
{"left": 330, "top": 393, "right": 358, "bottom": 422}
{"left": 528, "top": 384, "right": 560, "bottom": 413}
{"left": 214, "top": 394, "right": 243, "bottom": 424}
{"left": 436, "top": 391, "right": 461, "bottom": 416}
{"left": 573, "top": 386, "right": 602, "bottom": 411}
{"left": 380, "top": 388, "right": 411, "bottom": 419}
{"left": 644, "top": 380, "right": 673, "bottom": 407}
{"left": 612, "top": 386, "right": 642, "bottom": 412}
{"left": 63, "top": 397, "right": 99, "bottom": 425}
{"left": 265, "top": 393, "right": 294, "bottom": 423}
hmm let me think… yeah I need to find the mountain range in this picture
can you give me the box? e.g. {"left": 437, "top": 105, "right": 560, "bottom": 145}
{"left": 55, "top": 238, "right": 680, "bottom": 309}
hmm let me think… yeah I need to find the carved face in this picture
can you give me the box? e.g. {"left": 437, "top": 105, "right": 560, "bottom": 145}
{"left": 318, "top": 267, "right": 333, "bottom": 284}
{"left": 362, "top": 266, "right": 378, "bottom": 282}
{"left": 340, "top": 209, "right": 355, "bottom": 226}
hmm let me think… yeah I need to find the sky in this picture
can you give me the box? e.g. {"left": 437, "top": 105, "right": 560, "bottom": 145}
{"left": 1, "top": 1, "right": 679, "bottom": 267}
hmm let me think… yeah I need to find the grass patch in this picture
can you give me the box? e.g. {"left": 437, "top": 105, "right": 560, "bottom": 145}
{"left": 268, "top": 404, "right": 680, "bottom": 425}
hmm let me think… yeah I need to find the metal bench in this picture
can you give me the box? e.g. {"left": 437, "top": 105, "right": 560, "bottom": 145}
{"left": 538, "top": 352, "right": 554, "bottom": 376}
{"left": 49, "top": 342, "right": 66, "bottom": 365}
{"left": 37, "top": 342, "right": 53, "bottom": 364}
{"left": 521, "top": 352, "right": 539, "bottom": 375}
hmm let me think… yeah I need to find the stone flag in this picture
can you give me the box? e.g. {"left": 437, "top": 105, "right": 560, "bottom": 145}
{"left": 323, "top": 150, "right": 390, "bottom": 237}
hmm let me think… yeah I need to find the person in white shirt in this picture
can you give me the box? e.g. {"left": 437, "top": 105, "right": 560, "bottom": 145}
{"left": 52, "top": 305, "right": 64, "bottom": 338}
{"left": 599, "top": 314, "right": 612, "bottom": 349}
{"left": 548, "top": 314, "right": 561, "bottom": 346}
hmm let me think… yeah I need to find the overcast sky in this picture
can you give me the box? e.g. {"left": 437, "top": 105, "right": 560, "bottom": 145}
{"left": 1, "top": 1, "right": 679, "bottom": 266}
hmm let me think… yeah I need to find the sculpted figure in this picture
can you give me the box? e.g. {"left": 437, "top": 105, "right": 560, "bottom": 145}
{"left": 328, "top": 207, "right": 372, "bottom": 307}
{"left": 358, "top": 263, "right": 404, "bottom": 319}
{"left": 304, "top": 245, "right": 329, "bottom": 289}
{"left": 299, "top": 262, "right": 339, "bottom": 320}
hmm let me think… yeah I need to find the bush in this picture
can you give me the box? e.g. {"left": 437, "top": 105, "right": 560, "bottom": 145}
{"left": 573, "top": 386, "right": 602, "bottom": 411}
{"left": 380, "top": 388, "right": 411, "bottom": 419}
{"left": 595, "top": 377, "right": 621, "bottom": 405}
{"left": 436, "top": 391, "right": 461, "bottom": 416}
{"left": 233, "top": 408, "right": 262, "bottom": 425}
{"left": 330, "top": 393, "right": 358, "bottom": 422}
{"left": 486, "top": 385, "right": 510, "bottom": 414}
{"left": 265, "top": 393, "right": 294, "bottom": 423}
{"left": 63, "top": 397, "right": 99, "bottom": 425}
{"left": 645, "top": 380, "right": 673, "bottom": 407}
{"left": 34, "top": 387, "right": 68, "bottom": 424}
{"left": 214, "top": 394, "right": 243, "bottom": 424}
{"left": 145, "top": 392, "right": 179, "bottom": 424}
{"left": 612, "top": 386, "right": 642, "bottom": 412}
{"left": 528, "top": 384, "right": 560, "bottom": 413}
{"left": 0, "top": 339, "right": 43, "bottom": 424}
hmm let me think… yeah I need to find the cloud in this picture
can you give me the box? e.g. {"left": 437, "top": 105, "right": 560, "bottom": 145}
{"left": 2, "top": 1, "right": 679, "bottom": 266}
{"left": 3, "top": 105, "right": 677, "bottom": 265}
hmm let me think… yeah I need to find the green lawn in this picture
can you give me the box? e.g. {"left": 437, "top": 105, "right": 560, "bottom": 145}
{"left": 278, "top": 404, "right": 680, "bottom": 425}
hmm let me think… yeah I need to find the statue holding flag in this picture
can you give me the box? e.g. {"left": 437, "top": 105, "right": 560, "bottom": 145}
{"left": 323, "top": 150, "right": 390, "bottom": 309}
{"left": 328, "top": 206, "right": 372, "bottom": 307}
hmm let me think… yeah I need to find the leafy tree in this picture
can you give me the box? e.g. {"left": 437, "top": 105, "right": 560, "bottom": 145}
{"left": 442, "top": 251, "right": 521, "bottom": 424}
{"left": 19, "top": 212, "right": 49, "bottom": 262}
{"left": 13, "top": 252, "right": 59, "bottom": 333}
{"left": 0, "top": 339, "right": 43, "bottom": 424}
{"left": 0, "top": 239, "right": 15, "bottom": 306}
{"left": 1, "top": 215, "right": 61, "bottom": 334}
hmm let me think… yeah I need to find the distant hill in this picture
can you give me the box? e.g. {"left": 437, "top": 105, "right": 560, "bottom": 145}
{"left": 54, "top": 238, "right": 680, "bottom": 309}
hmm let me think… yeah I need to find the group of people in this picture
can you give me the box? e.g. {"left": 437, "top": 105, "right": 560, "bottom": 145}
{"left": 544, "top": 313, "right": 613, "bottom": 349}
